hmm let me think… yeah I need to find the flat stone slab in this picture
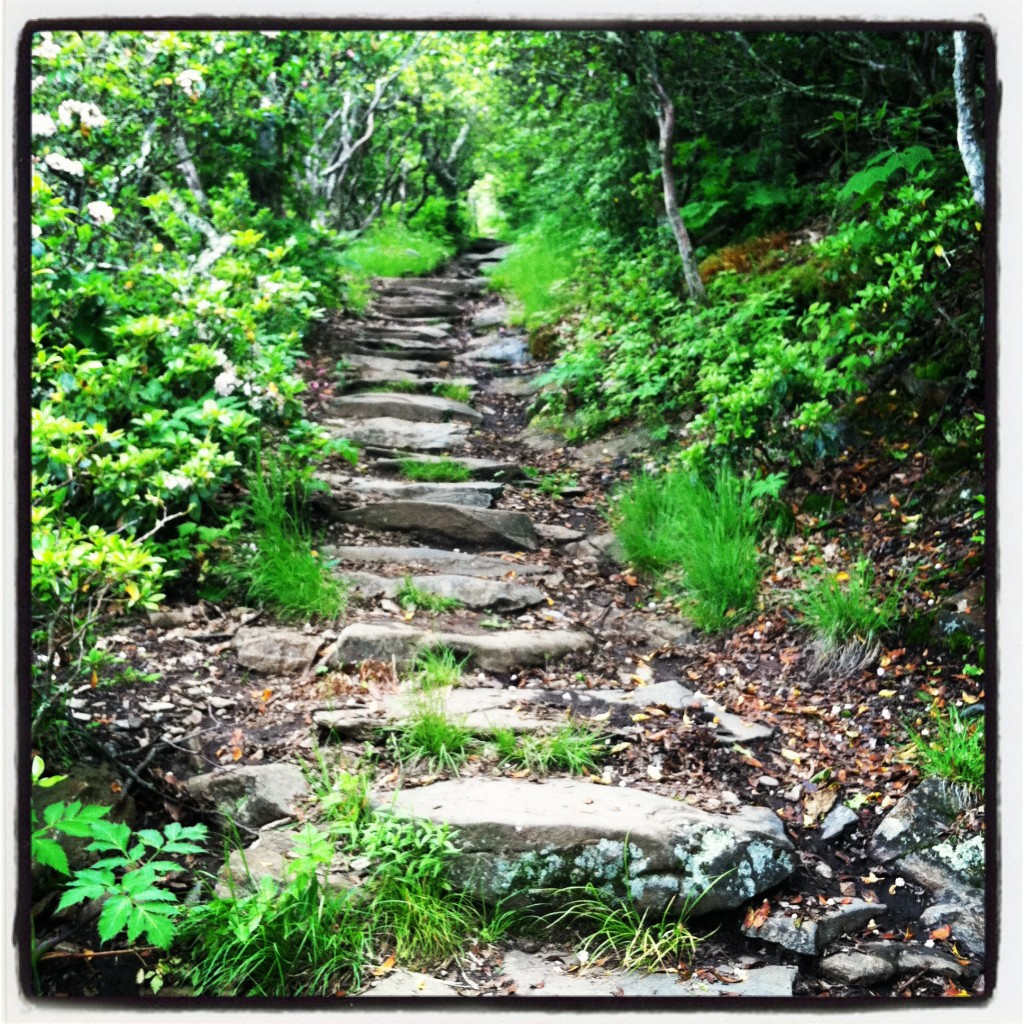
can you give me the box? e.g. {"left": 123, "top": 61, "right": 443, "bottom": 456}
{"left": 463, "top": 245, "right": 514, "bottom": 263}
{"left": 334, "top": 501, "right": 539, "bottom": 551}
{"left": 185, "top": 764, "right": 309, "bottom": 831}
{"left": 370, "top": 453, "right": 523, "bottom": 481}
{"left": 329, "top": 622, "right": 592, "bottom": 672}
{"left": 870, "top": 778, "right": 977, "bottom": 862}
{"left": 381, "top": 777, "right": 794, "bottom": 916}
{"left": 340, "top": 571, "right": 545, "bottom": 611}
{"left": 316, "top": 687, "right": 553, "bottom": 738}
{"left": 342, "top": 353, "right": 442, "bottom": 376}
{"left": 373, "top": 296, "right": 464, "bottom": 319}
{"left": 330, "top": 320, "right": 451, "bottom": 342}
{"left": 534, "top": 523, "right": 585, "bottom": 544}
{"left": 740, "top": 898, "right": 881, "bottom": 955}
{"left": 325, "top": 392, "right": 481, "bottom": 423}
{"left": 326, "top": 544, "right": 561, "bottom": 584}
{"left": 232, "top": 626, "right": 322, "bottom": 675}
{"left": 470, "top": 305, "right": 508, "bottom": 329}
{"left": 498, "top": 950, "right": 797, "bottom": 998}
{"left": 362, "top": 969, "right": 460, "bottom": 997}
{"left": 330, "top": 334, "right": 456, "bottom": 361}
{"left": 323, "top": 417, "right": 469, "bottom": 452}
{"left": 317, "top": 475, "right": 500, "bottom": 510}
{"left": 374, "top": 276, "right": 488, "bottom": 297}
{"left": 818, "top": 944, "right": 971, "bottom": 987}
{"left": 459, "top": 335, "right": 529, "bottom": 364}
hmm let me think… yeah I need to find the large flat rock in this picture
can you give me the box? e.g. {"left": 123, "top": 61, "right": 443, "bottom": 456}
{"left": 316, "top": 475, "right": 500, "bottom": 510}
{"left": 334, "top": 501, "right": 539, "bottom": 551}
{"left": 497, "top": 950, "right": 797, "bottom": 998}
{"left": 373, "top": 295, "right": 464, "bottom": 319}
{"left": 186, "top": 764, "right": 309, "bottom": 830}
{"left": 369, "top": 453, "right": 524, "bottom": 481}
{"left": 322, "top": 417, "right": 469, "bottom": 452}
{"left": 380, "top": 777, "right": 794, "bottom": 916}
{"left": 326, "top": 544, "right": 560, "bottom": 583}
{"left": 330, "top": 334, "right": 456, "bottom": 361}
{"left": 329, "top": 621, "right": 592, "bottom": 671}
{"left": 340, "top": 353, "right": 444, "bottom": 377}
{"left": 459, "top": 334, "right": 529, "bottom": 365}
{"left": 232, "top": 626, "right": 322, "bottom": 675}
{"left": 373, "top": 276, "right": 488, "bottom": 297}
{"left": 340, "top": 571, "right": 545, "bottom": 611}
{"left": 325, "top": 392, "right": 481, "bottom": 423}
{"left": 330, "top": 320, "right": 451, "bottom": 342}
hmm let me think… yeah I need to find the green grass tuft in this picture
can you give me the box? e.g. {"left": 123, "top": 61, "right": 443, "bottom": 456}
{"left": 400, "top": 458, "right": 472, "bottom": 483}
{"left": 396, "top": 693, "right": 474, "bottom": 774}
{"left": 369, "top": 379, "right": 422, "bottom": 394}
{"left": 906, "top": 704, "right": 985, "bottom": 792}
{"left": 342, "top": 219, "right": 453, "bottom": 279}
{"left": 613, "top": 465, "right": 764, "bottom": 632}
{"left": 410, "top": 647, "right": 466, "bottom": 691}
{"left": 433, "top": 382, "right": 473, "bottom": 404}
{"left": 492, "top": 723, "right": 604, "bottom": 775}
{"left": 395, "top": 576, "right": 463, "bottom": 614}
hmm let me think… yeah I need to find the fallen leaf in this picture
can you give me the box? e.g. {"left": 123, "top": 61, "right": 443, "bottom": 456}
{"left": 743, "top": 899, "right": 771, "bottom": 930}
{"left": 961, "top": 692, "right": 980, "bottom": 705}
{"left": 780, "top": 749, "right": 803, "bottom": 763}
{"left": 930, "top": 924, "right": 952, "bottom": 941}
{"left": 802, "top": 787, "right": 838, "bottom": 825}
{"left": 372, "top": 954, "right": 396, "bottom": 977}
{"left": 231, "top": 747, "right": 243, "bottom": 761}
{"left": 631, "top": 713, "right": 650, "bottom": 722}
{"left": 608, "top": 741, "right": 632, "bottom": 754}
{"left": 878, "top": 689, "right": 897, "bottom": 698}
{"left": 942, "top": 980, "right": 969, "bottom": 997}
{"left": 861, "top": 871, "right": 882, "bottom": 884}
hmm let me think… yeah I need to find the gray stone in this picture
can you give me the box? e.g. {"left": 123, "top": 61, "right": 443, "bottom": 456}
{"left": 363, "top": 969, "right": 459, "bottom": 997}
{"left": 564, "top": 531, "right": 627, "bottom": 567}
{"left": 573, "top": 427, "right": 655, "bottom": 467}
{"left": 534, "top": 523, "right": 585, "bottom": 544}
{"left": 330, "top": 334, "right": 456, "bottom": 361}
{"left": 369, "top": 453, "right": 523, "bottom": 481}
{"left": 487, "top": 374, "right": 548, "bottom": 397}
{"left": 334, "top": 501, "right": 539, "bottom": 552}
{"left": 326, "top": 544, "right": 559, "bottom": 583}
{"left": 186, "top": 764, "right": 310, "bottom": 830}
{"left": 341, "top": 353, "right": 442, "bottom": 377}
{"left": 896, "top": 834, "right": 985, "bottom": 891}
{"left": 819, "top": 943, "right": 971, "bottom": 986}
{"left": 373, "top": 295, "right": 463, "bottom": 319}
{"left": 330, "top": 319, "right": 451, "bottom": 342}
{"left": 461, "top": 335, "right": 529, "bottom": 365}
{"left": 741, "top": 899, "right": 881, "bottom": 955}
{"left": 232, "top": 626, "right": 322, "bottom": 675}
{"left": 374, "top": 276, "right": 488, "bottom": 297}
{"left": 583, "top": 680, "right": 695, "bottom": 711}
{"left": 147, "top": 604, "right": 203, "bottom": 628}
{"left": 346, "top": 369, "right": 475, "bottom": 390}
{"left": 870, "top": 777, "right": 978, "bottom": 861}
{"left": 601, "top": 608, "right": 696, "bottom": 647}
{"left": 317, "top": 475, "right": 500, "bottom": 510}
{"left": 497, "top": 949, "right": 796, "bottom": 997}
{"left": 463, "top": 245, "right": 513, "bottom": 263}
{"left": 323, "top": 417, "right": 469, "bottom": 453}
{"left": 919, "top": 888, "right": 985, "bottom": 956}
{"left": 470, "top": 305, "right": 508, "bottom": 329}
{"left": 517, "top": 424, "right": 568, "bottom": 453}
{"left": 381, "top": 777, "right": 794, "bottom": 916}
{"left": 329, "top": 621, "right": 592, "bottom": 671}
{"left": 341, "top": 571, "right": 545, "bottom": 612}
{"left": 820, "top": 804, "right": 859, "bottom": 841}
{"left": 325, "top": 391, "right": 481, "bottom": 424}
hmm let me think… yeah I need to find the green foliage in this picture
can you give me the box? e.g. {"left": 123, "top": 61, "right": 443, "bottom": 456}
{"left": 215, "top": 454, "right": 345, "bottom": 622}
{"left": 906, "top": 704, "right": 985, "bottom": 792}
{"left": 793, "top": 558, "right": 906, "bottom": 648}
{"left": 342, "top": 217, "right": 454, "bottom": 280}
{"left": 395, "top": 693, "right": 474, "bottom": 774}
{"left": 400, "top": 457, "right": 472, "bottom": 482}
{"left": 395, "top": 576, "right": 463, "bottom": 614}
{"left": 409, "top": 646, "right": 466, "bottom": 691}
{"left": 492, "top": 723, "right": 605, "bottom": 775}
{"left": 613, "top": 466, "right": 766, "bottom": 632}
{"left": 432, "top": 382, "right": 473, "bottom": 404}
{"left": 536, "top": 470, "right": 579, "bottom": 498}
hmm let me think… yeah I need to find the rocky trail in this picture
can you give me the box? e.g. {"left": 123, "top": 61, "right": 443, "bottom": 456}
{"left": 38, "top": 242, "right": 986, "bottom": 1001}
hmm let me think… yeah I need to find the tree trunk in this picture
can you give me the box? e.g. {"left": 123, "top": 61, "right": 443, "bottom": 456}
{"left": 650, "top": 75, "right": 708, "bottom": 306}
{"left": 953, "top": 31, "right": 985, "bottom": 211}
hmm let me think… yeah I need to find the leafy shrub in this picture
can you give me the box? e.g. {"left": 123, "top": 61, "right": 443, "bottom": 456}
{"left": 613, "top": 466, "right": 767, "bottom": 631}
{"left": 341, "top": 217, "right": 453, "bottom": 279}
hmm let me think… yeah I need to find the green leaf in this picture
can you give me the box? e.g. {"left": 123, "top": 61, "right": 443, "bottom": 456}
{"left": 32, "top": 836, "right": 70, "bottom": 875}
{"left": 126, "top": 904, "right": 178, "bottom": 947}
{"left": 136, "top": 828, "right": 165, "bottom": 850}
{"left": 97, "top": 894, "right": 133, "bottom": 942}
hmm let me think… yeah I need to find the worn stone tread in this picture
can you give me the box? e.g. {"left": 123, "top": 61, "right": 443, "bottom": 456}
{"left": 322, "top": 417, "right": 470, "bottom": 452}
{"left": 325, "top": 391, "right": 482, "bottom": 424}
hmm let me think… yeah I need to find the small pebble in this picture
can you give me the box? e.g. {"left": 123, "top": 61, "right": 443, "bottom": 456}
{"left": 721, "top": 791, "right": 740, "bottom": 806}
{"left": 758, "top": 776, "right": 780, "bottom": 788}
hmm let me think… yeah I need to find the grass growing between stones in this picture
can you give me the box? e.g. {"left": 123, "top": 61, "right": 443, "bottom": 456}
{"left": 396, "top": 576, "right": 463, "bottom": 614}
{"left": 492, "top": 723, "right": 605, "bottom": 775}
{"left": 410, "top": 647, "right": 466, "bottom": 690}
{"left": 433, "top": 382, "right": 473, "bottom": 404}
{"left": 371, "top": 379, "right": 422, "bottom": 393}
{"left": 216, "top": 458, "right": 346, "bottom": 622}
{"left": 400, "top": 458, "right": 473, "bottom": 482}
{"left": 613, "top": 466, "right": 766, "bottom": 632}
{"left": 905, "top": 703, "right": 985, "bottom": 792}
{"left": 343, "top": 219, "right": 453, "bottom": 278}
{"left": 395, "top": 692, "right": 474, "bottom": 774}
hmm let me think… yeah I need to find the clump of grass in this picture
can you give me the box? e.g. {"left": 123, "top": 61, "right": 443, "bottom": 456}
{"left": 343, "top": 219, "right": 453, "bottom": 279}
{"left": 537, "top": 471, "right": 579, "bottom": 498}
{"left": 794, "top": 558, "right": 906, "bottom": 649}
{"left": 492, "top": 723, "right": 604, "bottom": 775}
{"left": 370, "top": 379, "right": 422, "bottom": 394}
{"left": 906, "top": 703, "right": 985, "bottom": 792}
{"left": 410, "top": 646, "right": 466, "bottom": 690}
{"left": 613, "top": 465, "right": 765, "bottom": 632}
{"left": 396, "top": 693, "right": 475, "bottom": 774}
{"left": 400, "top": 458, "right": 472, "bottom": 483}
{"left": 396, "top": 576, "right": 463, "bottom": 614}
{"left": 433, "top": 382, "right": 473, "bottom": 404}
{"left": 219, "top": 458, "right": 345, "bottom": 622}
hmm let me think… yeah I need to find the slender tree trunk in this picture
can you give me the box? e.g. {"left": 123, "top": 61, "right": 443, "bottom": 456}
{"left": 953, "top": 31, "right": 985, "bottom": 211}
{"left": 650, "top": 75, "right": 708, "bottom": 305}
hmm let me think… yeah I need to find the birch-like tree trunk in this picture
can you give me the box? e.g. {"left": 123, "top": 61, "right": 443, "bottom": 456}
{"left": 953, "top": 31, "right": 985, "bottom": 211}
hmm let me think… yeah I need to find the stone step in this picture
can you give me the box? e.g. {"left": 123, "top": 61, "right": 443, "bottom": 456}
{"left": 338, "top": 571, "right": 544, "bottom": 611}
{"left": 331, "top": 500, "right": 539, "bottom": 551}
{"left": 324, "top": 544, "right": 561, "bottom": 584}
{"left": 377, "top": 776, "right": 794, "bottom": 916}
{"left": 470, "top": 305, "right": 508, "bottom": 330}
{"left": 373, "top": 276, "right": 488, "bottom": 297}
{"left": 340, "top": 353, "right": 443, "bottom": 377}
{"left": 329, "top": 621, "right": 592, "bottom": 672}
{"left": 321, "top": 417, "right": 469, "bottom": 453}
{"left": 368, "top": 453, "right": 523, "bottom": 481}
{"left": 315, "top": 476, "right": 501, "bottom": 510}
{"left": 372, "top": 296, "right": 464, "bottom": 320}
{"left": 324, "top": 392, "right": 481, "bottom": 424}
{"left": 330, "top": 334, "right": 457, "bottom": 362}
{"left": 344, "top": 372, "right": 478, "bottom": 393}
{"left": 458, "top": 334, "right": 529, "bottom": 365}
{"left": 463, "top": 237, "right": 507, "bottom": 254}
{"left": 315, "top": 686, "right": 554, "bottom": 739}
{"left": 331, "top": 321, "right": 452, "bottom": 342}
{"left": 462, "top": 245, "right": 514, "bottom": 264}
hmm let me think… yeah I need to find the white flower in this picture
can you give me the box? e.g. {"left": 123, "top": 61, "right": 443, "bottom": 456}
{"left": 86, "top": 200, "right": 115, "bottom": 225}
{"left": 32, "top": 224, "right": 42, "bottom": 239}
{"left": 161, "top": 472, "right": 191, "bottom": 492}
{"left": 260, "top": 96, "right": 274, "bottom": 110}
{"left": 43, "top": 152, "right": 84, "bottom": 177}
{"left": 32, "top": 33, "right": 61, "bottom": 60}
{"left": 213, "top": 368, "right": 239, "bottom": 397}
{"left": 212, "top": 348, "right": 228, "bottom": 365}
{"left": 261, "top": 31, "right": 281, "bottom": 38}
{"left": 32, "top": 76, "right": 45, "bottom": 91}
{"left": 58, "top": 100, "right": 107, "bottom": 129}
{"left": 195, "top": 299, "right": 212, "bottom": 313}
{"left": 214, "top": 40, "right": 225, "bottom": 54}
{"left": 32, "top": 113, "right": 57, "bottom": 137}
{"left": 175, "top": 69, "right": 204, "bottom": 99}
